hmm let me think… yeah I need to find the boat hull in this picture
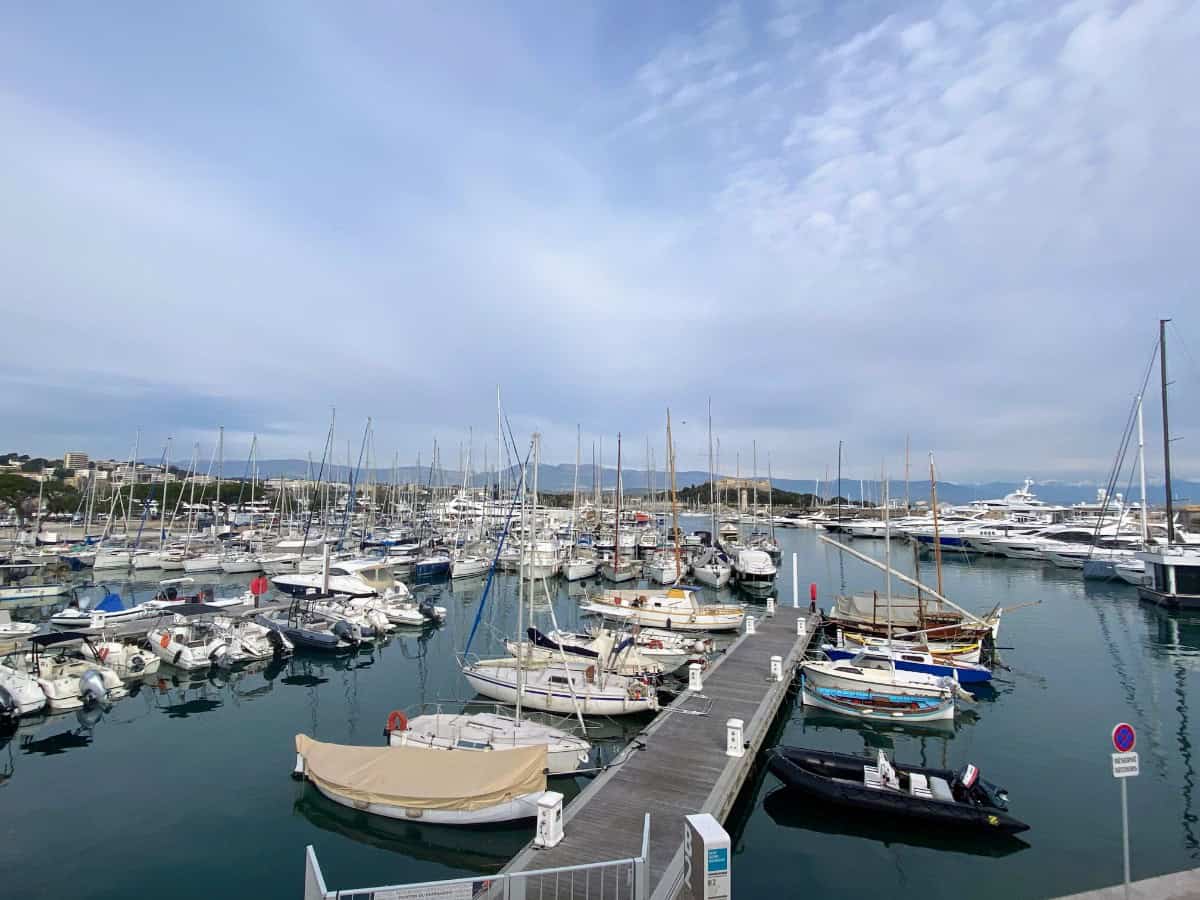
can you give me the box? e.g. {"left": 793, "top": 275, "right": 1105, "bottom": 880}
{"left": 766, "top": 746, "right": 1028, "bottom": 834}
{"left": 801, "top": 680, "right": 955, "bottom": 722}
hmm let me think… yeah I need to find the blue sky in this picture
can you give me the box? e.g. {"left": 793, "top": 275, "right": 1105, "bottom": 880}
{"left": 2, "top": 0, "right": 1198, "bottom": 483}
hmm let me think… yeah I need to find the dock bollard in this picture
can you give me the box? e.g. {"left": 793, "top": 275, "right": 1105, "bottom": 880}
{"left": 745, "top": 615, "right": 756, "bottom": 636}
{"left": 770, "top": 655, "right": 782, "bottom": 682}
{"left": 688, "top": 662, "right": 703, "bottom": 693}
{"left": 796, "top": 618, "right": 806, "bottom": 637}
{"left": 535, "top": 791, "right": 564, "bottom": 848}
{"left": 292, "top": 753, "right": 305, "bottom": 780}
{"left": 726, "top": 719, "right": 745, "bottom": 757}
{"left": 766, "top": 597, "right": 775, "bottom": 617}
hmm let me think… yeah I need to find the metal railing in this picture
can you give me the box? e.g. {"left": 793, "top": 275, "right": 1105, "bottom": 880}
{"left": 305, "top": 814, "right": 650, "bottom": 900}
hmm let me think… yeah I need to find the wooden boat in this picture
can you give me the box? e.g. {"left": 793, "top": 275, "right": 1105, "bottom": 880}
{"left": 840, "top": 630, "right": 983, "bottom": 664}
{"left": 822, "top": 643, "right": 992, "bottom": 684}
{"left": 766, "top": 745, "right": 1028, "bottom": 834}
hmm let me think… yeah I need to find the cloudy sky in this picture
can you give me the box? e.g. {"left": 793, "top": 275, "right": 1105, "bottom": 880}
{"left": 2, "top": 0, "right": 1198, "bottom": 483}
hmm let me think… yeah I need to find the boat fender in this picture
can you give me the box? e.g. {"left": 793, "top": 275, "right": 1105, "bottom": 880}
{"left": 159, "top": 633, "right": 171, "bottom": 649}
{"left": 97, "top": 646, "right": 109, "bottom": 663}
{"left": 292, "top": 752, "right": 305, "bottom": 781}
{"left": 173, "top": 649, "right": 183, "bottom": 665}
{"left": 614, "top": 598, "right": 621, "bottom": 605}
{"left": 386, "top": 710, "right": 408, "bottom": 734}
{"left": 585, "top": 666, "right": 596, "bottom": 683}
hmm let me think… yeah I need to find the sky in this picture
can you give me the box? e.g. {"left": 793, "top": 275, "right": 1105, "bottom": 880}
{"left": 2, "top": 0, "right": 1199, "bottom": 484}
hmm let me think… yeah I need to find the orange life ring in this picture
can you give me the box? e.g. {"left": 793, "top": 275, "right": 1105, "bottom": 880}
{"left": 648, "top": 639, "right": 663, "bottom": 649}
{"left": 159, "top": 633, "right": 171, "bottom": 649}
{"left": 386, "top": 710, "right": 408, "bottom": 733}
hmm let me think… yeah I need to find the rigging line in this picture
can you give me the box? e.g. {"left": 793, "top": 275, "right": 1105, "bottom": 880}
{"left": 462, "top": 438, "right": 533, "bottom": 657}
{"left": 1169, "top": 320, "right": 1200, "bottom": 386}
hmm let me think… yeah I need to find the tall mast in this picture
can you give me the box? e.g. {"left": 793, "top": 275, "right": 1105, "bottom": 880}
{"left": 707, "top": 399, "right": 716, "bottom": 542}
{"left": 216, "top": 425, "right": 224, "bottom": 531}
{"left": 1137, "top": 393, "right": 1149, "bottom": 544}
{"left": 614, "top": 434, "right": 622, "bottom": 570}
{"left": 571, "top": 425, "right": 581, "bottom": 547}
{"left": 883, "top": 463, "right": 893, "bottom": 651}
{"left": 836, "top": 440, "right": 843, "bottom": 523}
{"left": 929, "top": 452, "right": 944, "bottom": 597}
{"left": 904, "top": 435, "right": 911, "bottom": 512}
{"left": 667, "top": 410, "right": 682, "bottom": 581}
{"left": 752, "top": 441, "right": 759, "bottom": 526}
{"left": 1160, "top": 319, "right": 1176, "bottom": 544}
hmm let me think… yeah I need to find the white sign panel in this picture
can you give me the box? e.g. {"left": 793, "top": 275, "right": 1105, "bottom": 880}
{"left": 1112, "top": 752, "right": 1139, "bottom": 778}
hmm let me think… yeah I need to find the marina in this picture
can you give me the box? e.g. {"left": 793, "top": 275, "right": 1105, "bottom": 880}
{"left": 2, "top": 516, "right": 1199, "bottom": 898}
{"left": 5, "top": 4, "right": 1200, "bottom": 896}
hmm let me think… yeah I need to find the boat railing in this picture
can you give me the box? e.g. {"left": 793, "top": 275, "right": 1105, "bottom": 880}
{"left": 305, "top": 813, "right": 651, "bottom": 900}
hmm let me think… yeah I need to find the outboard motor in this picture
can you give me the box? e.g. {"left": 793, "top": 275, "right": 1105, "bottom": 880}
{"left": 332, "top": 620, "right": 361, "bottom": 646}
{"left": 418, "top": 598, "right": 439, "bottom": 623}
{"left": 267, "top": 629, "right": 285, "bottom": 657}
{"left": 0, "top": 685, "right": 16, "bottom": 721}
{"left": 76, "top": 703, "right": 104, "bottom": 730}
{"left": 78, "top": 669, "right": 107, "bottom": 705}
{"left": 210, "top": 644, "right": 233, "bottom": 669}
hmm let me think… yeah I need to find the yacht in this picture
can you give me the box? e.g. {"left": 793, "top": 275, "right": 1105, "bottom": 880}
{"left": 1137, "top": 547, "right": 1200, "bottom": 609}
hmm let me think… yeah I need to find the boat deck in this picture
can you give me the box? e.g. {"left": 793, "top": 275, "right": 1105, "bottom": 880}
{"left": 501, "top": 604, "right": 819, "bottom": 899}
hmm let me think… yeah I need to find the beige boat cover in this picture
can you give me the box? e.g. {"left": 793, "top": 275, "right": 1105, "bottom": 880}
{"left": 295, "top": 734, "right": 547, "bottom": 811}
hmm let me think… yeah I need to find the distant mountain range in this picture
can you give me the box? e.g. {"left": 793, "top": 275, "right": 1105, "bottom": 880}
{"left": 156, "top": 458, "right": 1198, "bottom": 506}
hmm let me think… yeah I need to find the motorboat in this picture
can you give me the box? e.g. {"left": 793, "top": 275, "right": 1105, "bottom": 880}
{"left": 384, "top": 707, "right": 591, "bottom": 776}
{"left": 0, "top": 562, "right": 72, "bottom": 603}
{"left": 0, "top": 657, "right": 47, "bottom": 718}
{"left": 1136, "top": 546, "right": 1200, "bottom": 609}
{"left": 49, "top": 590, "right": 158, "bottom": 631}
{"left": 0, "top": 611, "right": 38, "bottom": 640}
{"left": 800, "top": 657, "right": 957, "bottom": 724}
{"left": 220, "top": 554, "right": 262, "bottom": 575}
{"left": 257, "top": 600, "right": 364, "bottom": 652}
{"left": 292, "top": 735, "right": 549, "bottom": 825}
{"left": 147, "top": 604, "right": 237, "bottom": 670}
{"left": 413, "top": 552, "right": 452, "bottom": 580}
{"left": 80, "top": 635, "right": 161, "bottom": 680}
{"left": 766, "top": 746, "right": 1028, "bottom": 834}
{"left": 18, "top": 632, "right": 127, "bottom": 710}
{"left": 581, "top": 588, "right": 744, "bottom": 633}
{"left": 212, "top": 615, "right": 293, "bottom": 662}
{"left": 732, "top": 549, "right": 777, "bottom": 595}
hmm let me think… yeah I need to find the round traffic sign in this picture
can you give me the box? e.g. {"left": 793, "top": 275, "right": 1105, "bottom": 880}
{"left": 1112, "top": 722, "right": 1136, "bottom": 753}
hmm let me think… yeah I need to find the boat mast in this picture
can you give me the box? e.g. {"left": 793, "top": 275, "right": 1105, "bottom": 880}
{"left": 515, "top": 441, "right": 529, "bottom": 725}
{"left": 1137, "top": 393, "right": 1149, "bottom": 545}
{"left": 614, "top": 434, "right": 622, "bottom": 571}
{"left": 836, "top": 440, "right": 843, "bottom": 524}
{"left": 883, "top": 463, "right": 892, "bottom": 651}
{"left": 904, "top": 435, "right": 911, "bottom": 513}
{"left": 571, "top": 425, "right": 581, "bottom": 549}
{"left": 667, "top": 410, "right": 682, "bottom": 581}
{"left": 929, "top": 452, "right": 944, "bottom": 597}
{"left": 1160, "top": 318, "right": 1176, "bottom": 544}
{"left": 708, "top": 399, "right": 716, "bottom": 544}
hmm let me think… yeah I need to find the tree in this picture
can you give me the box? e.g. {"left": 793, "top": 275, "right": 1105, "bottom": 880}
{"left": 53, "top": 467, "right": 73, "bottom": 480}
{"left": 20, "top": 458, "right": 46, "bottom": 473}
{"left": 0, "top": 473, "right": 40, "bottom": 523}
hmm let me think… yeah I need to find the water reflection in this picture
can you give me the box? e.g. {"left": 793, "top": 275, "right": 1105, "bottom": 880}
{"left": 18, "top": 705, "right": 106, "bottom": 755}
{"left": 293, "top": 785, "right": 529, "bottom": 872}
{"left": 761, "top": 787, "right": 1031, "bottom": 858}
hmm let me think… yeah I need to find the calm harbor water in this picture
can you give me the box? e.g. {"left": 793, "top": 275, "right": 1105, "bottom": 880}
{"left": 2, "top": 525, "right": 1198, "bottom": 898}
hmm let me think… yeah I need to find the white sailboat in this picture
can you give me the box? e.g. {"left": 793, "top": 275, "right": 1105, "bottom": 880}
{"left": 581, "top": 587, "right": 744, "bottom": 633}
{"left": 600, "top": 433, "right": 638, "bottom": 583}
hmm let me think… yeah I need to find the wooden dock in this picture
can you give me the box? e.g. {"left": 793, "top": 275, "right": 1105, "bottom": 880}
{"left": 502, "top": 603, "right": 819, "bottom": 899}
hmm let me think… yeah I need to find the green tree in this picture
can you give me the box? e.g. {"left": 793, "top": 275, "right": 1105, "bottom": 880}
{"left": 20, "top": 458, "right": 46, "bottom": 473}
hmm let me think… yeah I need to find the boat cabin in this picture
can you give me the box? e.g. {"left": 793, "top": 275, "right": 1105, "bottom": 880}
{"left": 1136, "top": 547, "right": 1200, "bottom": 609}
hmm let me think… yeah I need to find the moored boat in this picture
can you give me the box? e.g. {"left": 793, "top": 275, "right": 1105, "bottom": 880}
{"left": 766, "top": 745, "right": 1028, "bottom": 834}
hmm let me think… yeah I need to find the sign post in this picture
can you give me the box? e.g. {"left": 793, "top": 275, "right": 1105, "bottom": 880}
{"left": 1111, "top": 723, "right": 1138, "bottom": 900}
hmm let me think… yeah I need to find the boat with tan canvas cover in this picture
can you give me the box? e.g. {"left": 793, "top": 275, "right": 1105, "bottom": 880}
{"left": 292, "top": 734, "right": 549, "bottom": 824}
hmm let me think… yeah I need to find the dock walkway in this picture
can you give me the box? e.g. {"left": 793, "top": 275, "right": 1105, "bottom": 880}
{"left": 502, "top": 604, "right": 819, "bottom": 899}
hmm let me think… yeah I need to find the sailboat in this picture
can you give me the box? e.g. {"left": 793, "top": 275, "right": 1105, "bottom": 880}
{"left": 463, "top": 437, "right": 657, "bottom": 717}
{"left": 581, "top": 587, "right": 744, "bottom": 633}
{"left": 600, "top": 433, "right": 637, "bottom": 583}
{"left": 694, "top": 401, "right": 733, "bottom": 589}
{"left": 1138, "top": 319, "right": 1200, "bottom": 608}
{"left": 802, "top": 475, "right": 958, "bottom": 722}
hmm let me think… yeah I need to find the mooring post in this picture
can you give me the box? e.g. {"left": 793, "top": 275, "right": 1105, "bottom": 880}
{"left": 770, "top": 655, "right": 782, "bottom": 681}
{"left": 726, "top": 719, "right": 745, "bottom": 757}
{"left": 745, "top": 615, "right": 756, "bottom": 635}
